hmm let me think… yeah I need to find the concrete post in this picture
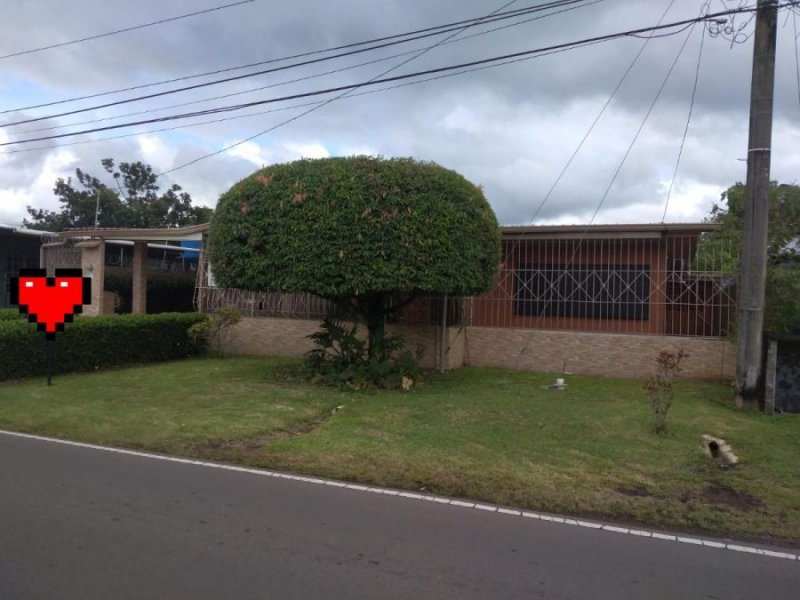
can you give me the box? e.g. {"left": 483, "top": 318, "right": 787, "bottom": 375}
{"left": 736, "top": 0, "right": 778, "bottom": 408}
{"left": 76, "top": 240, "right": 105, "bottom": 316}
{"left": 132, "top": 241, "right": 147, "bottom": 314}
{"left": 765, "top": 339, "right": 778, "bottom": 414}
{"left": 40, "top": 242, "right": 63, "bottom": 274}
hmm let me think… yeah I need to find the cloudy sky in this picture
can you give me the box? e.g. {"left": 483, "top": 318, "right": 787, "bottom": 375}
{"left": 1, "top": 0, "right": 799, "bottom": 227}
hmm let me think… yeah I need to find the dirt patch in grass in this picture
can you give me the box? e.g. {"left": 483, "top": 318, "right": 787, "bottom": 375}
{"left": 616, "top": 486, "right": 656, "bottom": 498}
{"left": 699, "top": 482, "right": 764, "bottom": 512}
{"left": 190, "top": 436, "right": 270, "bottom": 462}
{"left": 190, "top": 407, "right": 336, "bottom": 462}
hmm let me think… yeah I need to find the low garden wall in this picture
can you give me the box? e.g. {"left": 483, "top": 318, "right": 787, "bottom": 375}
{"left": 463, "top": 327, "right": 735, "bottom": 381}
{"left": 222, "top": 317, "right": 735, "bottom": 381}
{"left": 222, "top": 317, "right": 465, "bottom": 370}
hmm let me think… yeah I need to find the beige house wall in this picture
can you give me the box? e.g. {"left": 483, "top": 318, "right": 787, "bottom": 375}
{"left": 220, "top": 317, "right": 464, "bottom": 370}
{"left": 75, "top": 240, "right": 105, "bottom": 316}
{"left": 464, "top": 326, "right": 735, "bottom": 381}
{"left": 221, "top": 317, "right": 734, "bottom": 381}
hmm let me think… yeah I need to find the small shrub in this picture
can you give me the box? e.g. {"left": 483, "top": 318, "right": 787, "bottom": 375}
{"left": 188, "top": 307, "right": 241, "bottom": 356}
{"left": 303, "top": 319, "right": 422, "bottom": 390}
{"left": 643, "top": 349, "right": 688, "bottom": 434}
{"left": 0, "top": 312, "right": 206, "bottom": 381}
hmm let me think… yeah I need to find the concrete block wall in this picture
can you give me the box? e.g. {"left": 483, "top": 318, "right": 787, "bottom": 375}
{"left": 464, "top": 326, "right": 735, "bottom": 381}
{"left": 221, "top": 317, "right": 464, "bottom": 370}
{"left": 221, "top": 317, "right": 734, "bottom": 381}
{"left": 222, "top": 317, "right": 320, "bottom": 357}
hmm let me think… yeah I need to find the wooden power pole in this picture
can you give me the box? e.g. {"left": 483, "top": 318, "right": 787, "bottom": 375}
{"left": 736, "top": 0, "right": 778, "bottom": 408}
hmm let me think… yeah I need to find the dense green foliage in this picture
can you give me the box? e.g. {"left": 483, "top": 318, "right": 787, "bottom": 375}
{"left": 696, "top": 182, "right": 800, "bottom": 334}
{"left": 104, "top": 273, "right": 196, "bottom": 313}
{"left": 24, "top": 158, "right": 212, "bottom": 232}
{"left": 0, "top": 308, "right": 24, "bottom": 321}
{"left": 300, "top": 319, "right": 421, "bottom": 390}
{"left": 0, "top": 313, "right": 206, "bottom": 381}
{"left": 209, "top": 156, "right": 501, "bottom": 358}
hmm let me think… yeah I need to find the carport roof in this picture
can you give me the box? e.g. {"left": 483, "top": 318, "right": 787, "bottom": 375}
{"left": 59, "top": 223, "right": 210, "bottom": 242}
{"left": 500, "top": 222, "right": 722, "bottom": 240}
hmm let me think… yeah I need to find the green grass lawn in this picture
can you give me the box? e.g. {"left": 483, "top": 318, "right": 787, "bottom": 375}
{"left": 1, "top": 356, "right": 798, "bottom": 546}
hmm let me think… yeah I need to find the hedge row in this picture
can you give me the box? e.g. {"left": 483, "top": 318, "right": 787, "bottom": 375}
{"left": 0, "top": 308, "right": 24, "bottom": 321}
{"left": 0, "top": 312, "right": 207, "bottom": 381}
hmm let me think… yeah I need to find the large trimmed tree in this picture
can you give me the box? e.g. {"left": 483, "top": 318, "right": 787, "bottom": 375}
{"left": 208, "top": 156, "right": 501, "bottom": 359}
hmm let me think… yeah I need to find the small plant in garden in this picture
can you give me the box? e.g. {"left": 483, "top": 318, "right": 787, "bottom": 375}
{"left": 303, "top": 319, "right": 422, "bottom": 390}
{"left": 643, "top": 349, "right": 688, "bottom": 434}
{"left": 188, "top": 307, "right": 241, "bottom": 357}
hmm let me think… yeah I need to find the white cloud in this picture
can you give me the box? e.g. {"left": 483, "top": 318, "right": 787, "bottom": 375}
{"left": 136, "top": 135, "right": 177, "bottom": 172}
{"left": 284, "top": 142, "right": 329, "bottom": 160}
{"left": 226, "top": 141, "right": 269, "bottom": 167}
{"left": 0, "top": 149, "right": 78, "bottom": 224}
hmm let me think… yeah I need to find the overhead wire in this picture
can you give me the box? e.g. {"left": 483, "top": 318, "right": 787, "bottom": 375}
{"left": 0, "top": 0, "right": 591, "bottom": 116}
{"left": 159, "top": 0, "right": 526, "bottom": 176}
{"left": 515, "top": 12, "right": 698, "bottom": 361}
{"left": 0, "top": 0, "right": 256, "bottom": 61}
{"left": 587, "top": 23, "right": 697, "bottom": 224}
{"left": 10, "top": 0, "right": 604, "bottom": 137}
{"left": 0, "top": 4, "right": 764, "bottom": 148}
{"left": 661, "top": 16, "right": 707, "bottom": 222}
{"left": 0, "top": 37, "right": 615, "bottom": 157}
{"left": 794, "top": 8, "right": 800, "bottom": 109}
{"left": 526, "top": 0, "right": 679, "bottom": 225}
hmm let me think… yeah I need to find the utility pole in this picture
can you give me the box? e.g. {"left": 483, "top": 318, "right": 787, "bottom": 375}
{"left": 736, "top": 0, "right": 778, "bottom": 409}
{"left": 94, "top": 188, "right": 101, "bottom": 227}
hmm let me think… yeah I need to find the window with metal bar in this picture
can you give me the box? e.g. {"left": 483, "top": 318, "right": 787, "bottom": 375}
{"left": 513, "top": 264, "right": 651, "bottom": 320}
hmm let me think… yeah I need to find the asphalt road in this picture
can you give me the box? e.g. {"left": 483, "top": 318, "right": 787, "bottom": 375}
{"left": 1, "top": 432, "right": 797, "bottom": 600}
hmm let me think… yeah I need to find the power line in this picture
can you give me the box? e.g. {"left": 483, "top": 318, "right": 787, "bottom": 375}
{"left": 0, "top": 0, "right": 590, "bottom": 116}
{"left": 0, "top": 0, "right": 256, "bottom": 61}
{"left": 0, "top": 4, "right": 764, "bottom": 148}
{"left": 0, "top": 1, "right": 595, "bottom": 128}
{"left": 159, "top": 0, "right": 525, "bottom": 176}
{"left": 12, "top": 0, "right": 603, "bottom": 137}
{"left": 662, "top": 18, "right": 707, "bottom": 222}
{"left": 794, "top": 8, "right": 800, "bottom": 108}
{"left": 527, "top": 0, "right": 679, "bottom": 225}
{"left": 515, "top": 19, "right": 698, "bottom": 362}
{"left": 0, "top": 37, "right": 614, "bottom": 157}
{"left": 589, "top": 22, "right": 697, "bottom": 224}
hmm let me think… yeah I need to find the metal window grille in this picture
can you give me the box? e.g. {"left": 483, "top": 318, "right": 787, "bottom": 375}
{"left": 194, "top": 232, "right": 737, "bottom": 339}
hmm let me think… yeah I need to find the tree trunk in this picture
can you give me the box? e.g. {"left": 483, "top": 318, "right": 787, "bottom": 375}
{"left": 364, "top": 294, "right": 387, "bottom": 361}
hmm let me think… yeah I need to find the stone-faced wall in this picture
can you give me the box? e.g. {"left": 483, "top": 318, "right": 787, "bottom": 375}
{"left": 220, "top": 317, "right": 464, "bottom": 370}
{"left": 463, "top": 326, "right": 735, "bottom": 381}
{"left": 220, "top": 317, "right": 735, "bottom": 381}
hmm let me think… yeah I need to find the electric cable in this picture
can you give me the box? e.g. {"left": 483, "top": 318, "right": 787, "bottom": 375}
{"left": 526, "top": 0, "right": 679, "bottom": 225}
{"left": 662, "top": 19, "right": 706, "bottom": 222}
{"left": 159, "top": 0, "right": 525, "bottom": 176}
{"left": 794, "top": 8, "right": 800, "bottom": 109}
{"left": 514, "top": 18, "right": 698, "bottom": 362}
{"left": 0, "top": 4, "right": 763, "bottom": 148}
{"left": 0, "top": 0, "right": 256, "bottom": 61}
{"left": 0, "top": 0, "right": 592, "bottom": 116}
{"left": 0, "top": 37, "right": 613, "bottom": 157}
{"left": 11, "top": 0, "right": 603, "bottom": 137}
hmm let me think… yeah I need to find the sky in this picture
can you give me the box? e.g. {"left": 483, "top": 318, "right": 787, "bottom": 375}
{"left": 1, "top": 0, "right": 799, "bottom": 228}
